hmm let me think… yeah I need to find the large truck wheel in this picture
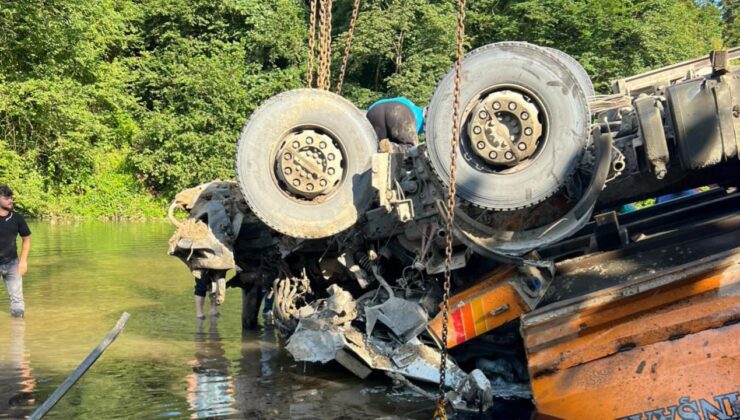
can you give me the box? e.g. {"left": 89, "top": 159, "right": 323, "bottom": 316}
{"left": 426, "top": 42, "right": 591, "bottom": 210}
{"left": 544, "top": 46, "right": 595, "bottom": 97}
{"left": 236, "top": 89, "right": 377, "bottom": 238}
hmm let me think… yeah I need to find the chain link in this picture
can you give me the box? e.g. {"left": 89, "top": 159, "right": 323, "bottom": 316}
{"left": 306, "top": 0, "right": 318, "bottom": 87}
{"left": 335, "top": 0, "right": 361, "bottom": 95}
{"left": 316, "top": 0, "right": 328, "bottom": 89}
{"left": 435, "top": 0, "right": 466, "bottom": 417}
{"left": 317, "top": 0, "right": 333, "bottom": 90}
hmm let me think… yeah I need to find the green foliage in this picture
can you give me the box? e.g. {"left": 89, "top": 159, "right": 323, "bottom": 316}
{"left": 0, "top": 0, "right": 730, "bottom": 217}
{"left": 0, "top": 0, "right": 143, "bottom": 210}
{"left": 129, "top": 0, "right": 305, "bottom": 196}
{"left": 467, "top": 0, "right": 723, "bottom": 91}
{"left": 714, "top": 0, "right": 739, "bottom": 46}
{"left": 0, "top": 141, "right": 49, "bottom": 216}
{"left": 0, "top": 142, "right": 163, "bottom": 217}
{"left": 55, "top": 149, "right": 166, "bottom": 218}
{"left": 337, "top": 0, "right": 457, "bottom": 106}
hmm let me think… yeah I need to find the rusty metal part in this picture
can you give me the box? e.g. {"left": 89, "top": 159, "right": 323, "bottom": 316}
{"left": 316, "top": 0, "right": 333, "bottom": 90}
{"left": 306, "top": 0, "right": 317, "bottom": 87}
{"left": 335, "top": 0, "right": 360, "bottom": 95}
{"left": 536, "top": 322, "right": 740, "bottom": 419}
{"left": 523, "top": 245, "right": 740, "bottom": 419}
{"left": 276, "top": 129, "right": 344, "bottom": 199}
{"left": 437, "top": 0, "right": 467, "bottom": 414}
{"left": 467, "top": 89, "right": 542, "bottom": 166}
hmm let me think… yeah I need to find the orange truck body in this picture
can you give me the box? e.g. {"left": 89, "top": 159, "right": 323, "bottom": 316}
{"left": 429, "top": 211, "right": 740, "bottom": 419}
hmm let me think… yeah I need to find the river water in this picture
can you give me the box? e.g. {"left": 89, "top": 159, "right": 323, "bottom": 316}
{"left": 0, "top": 221, "right": 433, "bottom": 419}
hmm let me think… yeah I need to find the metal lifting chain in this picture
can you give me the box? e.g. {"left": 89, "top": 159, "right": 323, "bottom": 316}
{"left": 335, "top": 0, "right": 361, "bottom": 95}
{"left": 306, "top": 0, "right": 318, "bottom": 87}
{"left": 434, "top": 1, "right": 466, "bottom": 419}
{"left": 316, "top": 0, "right": 334, "bottom": 90}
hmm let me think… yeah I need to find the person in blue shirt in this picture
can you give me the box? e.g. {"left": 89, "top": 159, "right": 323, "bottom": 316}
{"left": 366, "top": 97, "right": 424, "bottom": 152}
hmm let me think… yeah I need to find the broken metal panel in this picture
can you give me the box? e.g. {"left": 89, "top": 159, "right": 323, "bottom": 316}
{"left": 344, "top": 330, "right": 469, "bottom": 390}
{"left": 335, "top": 349, "right": 372, "bottom": 379}
{"left": 427, "top": 267, "right": 544, "bottom": 349}
{"left": 365, "top": 296, "right": 428, "bottom": 342}
{"left": 284, "top": 322, "right": 346, "bottom": 363}
{"left": 168, "top": 181, "right": 245, "bottom": 272}
{"left": 284, "top": 284, "right": 357, "bottom": 363}
{"left": 283, "top": 284, "right": 494, "bottom": 411}
{"left": 388, "top": 340, "right": 468, "bottom": 388}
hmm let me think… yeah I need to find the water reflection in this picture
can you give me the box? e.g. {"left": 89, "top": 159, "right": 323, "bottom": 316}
{"left": 186, "top": 318, "right": 237, "bottom": 418}
{"left": 0, "top": 222, "right": 434, "bottom": 419}
{"left": 232, "top": 327, "right": 433, "bottom": 419}
{"left": 0, "top": 319, "right": 37, "bottom": 418}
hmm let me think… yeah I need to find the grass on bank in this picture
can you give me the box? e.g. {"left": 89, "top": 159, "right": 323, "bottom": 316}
{"left": 0, "top": 143, "right": 167, "bottom": 219}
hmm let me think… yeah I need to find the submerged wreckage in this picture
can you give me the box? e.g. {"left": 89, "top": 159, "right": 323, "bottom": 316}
{"left": 168, "top": 43, "right": 740, "bottom": 417}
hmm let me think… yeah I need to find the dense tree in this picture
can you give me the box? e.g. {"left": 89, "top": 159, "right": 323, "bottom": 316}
{"left": 716, "top": 0, "right": 739, "bottom": 46}
{"left": 129, "top": 0, "right": 306, "bottom": 196}
{"left": 335, "top": 0, "right": 457, "bottom": 106}
{"left": 466, "top": 0, "right": 723, "bottom": 91}
{"left": 0, "top": 0, "right": 729, "bottom": 216}
{"left": 0, "top": 1, "right": 141, "bottom": 200}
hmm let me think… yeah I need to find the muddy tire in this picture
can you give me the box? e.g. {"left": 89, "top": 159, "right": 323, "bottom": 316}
{"left": 236, "top": 89, "right": 377, "bottom": 238}
{"left": 426, "top": 42, "right": 591, "bottom": 210}
{"left": 544, "top": 46, "right": 595, "bottom": 97}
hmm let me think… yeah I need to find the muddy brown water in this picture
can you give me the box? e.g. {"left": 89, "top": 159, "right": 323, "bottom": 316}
{"left": 0, "top": 221, "right": 434, "bottom": 419}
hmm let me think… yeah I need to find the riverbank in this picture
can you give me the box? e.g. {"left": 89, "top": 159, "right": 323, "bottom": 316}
{"left": 4, "top": 149, "right": 169, "bottom": 219}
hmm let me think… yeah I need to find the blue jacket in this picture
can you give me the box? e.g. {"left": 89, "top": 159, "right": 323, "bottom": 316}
{"left": 368, "top": 97, "right": 425, "bottom": 134}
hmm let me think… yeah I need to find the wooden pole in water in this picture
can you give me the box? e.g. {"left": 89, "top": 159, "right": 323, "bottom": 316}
{"left": 30, "top": 312, "right": 131, "bottom": 420}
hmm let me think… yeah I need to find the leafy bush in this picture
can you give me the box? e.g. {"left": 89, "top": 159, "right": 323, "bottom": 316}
{"left": 0, "top": 0, "right": 734, "bottom": 217}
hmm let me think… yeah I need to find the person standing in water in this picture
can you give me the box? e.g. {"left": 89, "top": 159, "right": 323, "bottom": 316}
{"left": 0, "top": 186, "right": 31, "bottom": 318}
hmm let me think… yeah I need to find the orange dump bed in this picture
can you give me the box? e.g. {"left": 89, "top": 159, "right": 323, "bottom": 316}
{"left": 523, "top": 215, "right": 740, "bottom": 419}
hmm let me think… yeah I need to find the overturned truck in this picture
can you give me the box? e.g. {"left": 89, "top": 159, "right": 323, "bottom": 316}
{"left": 169, "top": 43, "right": 740, "bottom": 417}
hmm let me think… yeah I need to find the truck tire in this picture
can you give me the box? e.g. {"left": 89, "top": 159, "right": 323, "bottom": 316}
{"left": 236, "top": 89, "right": 377, "bottom": 238}
{"left": 544, "top": 46, "right": 595, "bottom": 97}
{"left": 426, "top": 42, "right": 591, "bottom": 210}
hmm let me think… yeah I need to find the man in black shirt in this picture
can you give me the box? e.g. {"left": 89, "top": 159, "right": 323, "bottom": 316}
{"left": 0, "top": 186, "right": 31, "bottom": 318}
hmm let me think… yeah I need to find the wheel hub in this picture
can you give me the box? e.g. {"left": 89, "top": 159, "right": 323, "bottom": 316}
{"left": 468, "top": 90, "right": 543, "bottom": 167}
{"left": 276, "top": 130, "right": 344, "bottom": 199}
